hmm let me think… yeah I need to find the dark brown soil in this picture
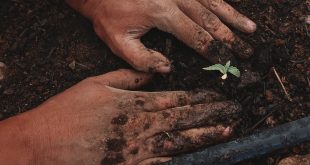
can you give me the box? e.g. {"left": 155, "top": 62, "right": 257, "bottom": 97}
{"left": 0, "top": 0, "right": 309, "bottom": 164}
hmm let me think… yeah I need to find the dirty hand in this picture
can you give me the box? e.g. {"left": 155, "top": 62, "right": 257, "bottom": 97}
{"left": 0, "top": 69, "right": 241, "bottom": 165}
{"left": 66, "top": 0, "right": 256, "bottom": 73}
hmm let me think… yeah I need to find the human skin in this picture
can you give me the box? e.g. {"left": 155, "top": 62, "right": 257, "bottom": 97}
{"left": 66, "top": 0, "right": 257, "bottom": 73}
{"left": 279, "top": 154, "right": 310, "bottom": 165}
{"left": 0, "top": 69, "right": 241, "bottom": 165}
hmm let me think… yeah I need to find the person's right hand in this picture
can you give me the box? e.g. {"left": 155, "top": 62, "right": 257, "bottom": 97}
{"left": 66, "top": 0, "right": 257, "bottom": 73}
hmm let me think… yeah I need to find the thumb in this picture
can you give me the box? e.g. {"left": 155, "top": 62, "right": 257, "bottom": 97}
{"left": 112, "top": 36, "right": 171, "bottom": 73}
{"left": 94, "top": 69, "right": 152, "bottom": 90}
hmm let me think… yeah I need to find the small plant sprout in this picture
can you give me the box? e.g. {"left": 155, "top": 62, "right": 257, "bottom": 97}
{"left": 203, "top": 61, "right": 240, "bottom": 80}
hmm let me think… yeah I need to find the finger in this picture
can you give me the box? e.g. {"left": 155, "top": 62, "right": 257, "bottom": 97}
{"left": 94, "top": 69, "right": 152, "bottom": 90}
{"left": 156, "top": 8, "right": 214, "bottom": 57}
{"left": 126, "top": 90, "right": 226, "bottom": 112}
{"left": 152, "top": 101, "right": 241, "bottom": 132}
{"left": 138, "top": 157, "right": 172, "bottom": 165}
{"left": 112, "top": 36, "right": 171, "bottom": 73}
{"left": 199, "top": 0, "right": 256, "bottom": 33}
{"left": 146, "top": 125, "right": 232, "bottom": 156}
{"left": 116, "top": 92, "right": 227, "bottom": 139}
{"left": 177, "top": 0, "right": 253, "bottom": 58}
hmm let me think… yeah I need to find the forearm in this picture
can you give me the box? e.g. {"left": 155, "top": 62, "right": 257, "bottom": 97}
{"left": 65, "top": 0, "right": 101, "bottom": 20}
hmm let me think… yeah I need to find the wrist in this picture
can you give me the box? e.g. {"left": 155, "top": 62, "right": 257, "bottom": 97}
{"left": 65, "top": 0, "right": 102, "bottom": 21}
{"left": 0, "top": 106, "right": 57, "bottom": 164}
{"left": 0, "top": 114, "right": 38, "bottom": 164}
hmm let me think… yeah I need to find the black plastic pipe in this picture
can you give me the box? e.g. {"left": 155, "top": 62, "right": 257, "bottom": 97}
{"left": 162, "top": 116, "right": 310, "bottom": 165}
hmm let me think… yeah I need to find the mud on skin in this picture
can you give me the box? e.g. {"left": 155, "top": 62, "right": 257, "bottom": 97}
{"left": 101, "top": 153, "right": 125, "bottom": 165}
{"left": 111, "top": 114, "right": 129, "bottom": 125}
{"left": 187, "top": 89, "right": 227, "bottom": 105}
{"left": 172, "top": 102, "right": 242, "bottom": 130}
{"left": 106, "top": 138, "right": 127, "bottom": 152}
{"left": 101, "top": 90, "right": 241, "bottom": 165}
{"left": 151, "top": 128, "right": 229, "bottom": 155}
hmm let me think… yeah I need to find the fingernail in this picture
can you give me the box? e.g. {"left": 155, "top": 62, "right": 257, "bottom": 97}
{"left": 231, "top": 36, "right": 254, "bottom": 58}
{"left": 156, "top": 62, "right": 171, "bottom": 73}
{"left": 246, "top": 20, "right": 257, "bottom": 33}
{"left": 222, "top": 127, "right": 233, "bottom": 137}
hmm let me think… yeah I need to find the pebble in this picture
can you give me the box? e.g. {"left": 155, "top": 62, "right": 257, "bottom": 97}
{"left": 0, "top": 62, "right": 7, "bottom": 81}
{"left": 68, "top": 60, "right": 76, "bottom": 70}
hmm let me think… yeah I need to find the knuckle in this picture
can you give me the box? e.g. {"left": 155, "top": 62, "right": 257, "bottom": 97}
{"left": 150, "top": 1, "right": 178, "bottom": 32}
{"left": 133, "top": 94, "right": 147, "bottom": 110}
{"left": 133, "top": 93, "right": 157, "bottom": 111}
{"left": 192, "top": 26, "right": 212, "bottom": 54}
{"left": 209, "top": 0, "right": 224, "bottom": 10}
{"left": 202, "top": 12, "right": 221, "bottom": 31}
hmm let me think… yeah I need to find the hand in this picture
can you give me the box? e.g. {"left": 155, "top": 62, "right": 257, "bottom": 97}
{"left": 279, "top": 154, "right": 310, "bottom": 165}
{"left": 66, "top": 0, "right": 256, "bottom": 73}
{"left": 0, "top": 69, "right": 241, "bottom": 165}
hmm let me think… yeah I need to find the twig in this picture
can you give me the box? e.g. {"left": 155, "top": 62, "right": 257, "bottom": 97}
{"left": 76, "top": 62, "right": 91, "bottom": 70}
{"left": 272, "top": 67, "right": 293, "bottom": 102}
{"left": 246, "top": 104, "right": 278, "bottom": 133}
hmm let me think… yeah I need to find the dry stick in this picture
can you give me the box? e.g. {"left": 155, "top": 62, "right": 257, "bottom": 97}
{"left": 247, "top": 107, "right": 277, "bottom": 133}
{"left": 272, "top": 67, "right": 293, "bottom": 102}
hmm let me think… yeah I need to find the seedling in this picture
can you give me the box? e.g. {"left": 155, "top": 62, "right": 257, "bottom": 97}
{"left": 203, "top": 61, "right": 240, "bottom": 80}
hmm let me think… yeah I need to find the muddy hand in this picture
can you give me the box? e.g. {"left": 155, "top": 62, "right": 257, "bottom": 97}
{"left": 66, "top": 0, "right": 256, "bottom": 73}
{"left": 0, "top": 69, "right": 241, "bottom": 165}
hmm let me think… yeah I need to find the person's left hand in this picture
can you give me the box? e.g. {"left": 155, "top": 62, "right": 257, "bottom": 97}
{"left": 0, "top": 69, "right": 241, "bottom": 165}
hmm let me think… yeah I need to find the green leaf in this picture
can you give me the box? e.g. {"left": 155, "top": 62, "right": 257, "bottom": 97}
{"left": 203, "top": 64, "right": 227, "bottom": 75}
{"left": 225, "top": 61, "right": 231, "bottom": 69}
{"left": 228, "top": 66, "right": 240, "bottom": 78}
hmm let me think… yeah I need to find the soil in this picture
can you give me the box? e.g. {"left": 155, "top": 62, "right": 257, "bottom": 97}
{"left": 0, "top": 0, "right": 309, "bottom": 164}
